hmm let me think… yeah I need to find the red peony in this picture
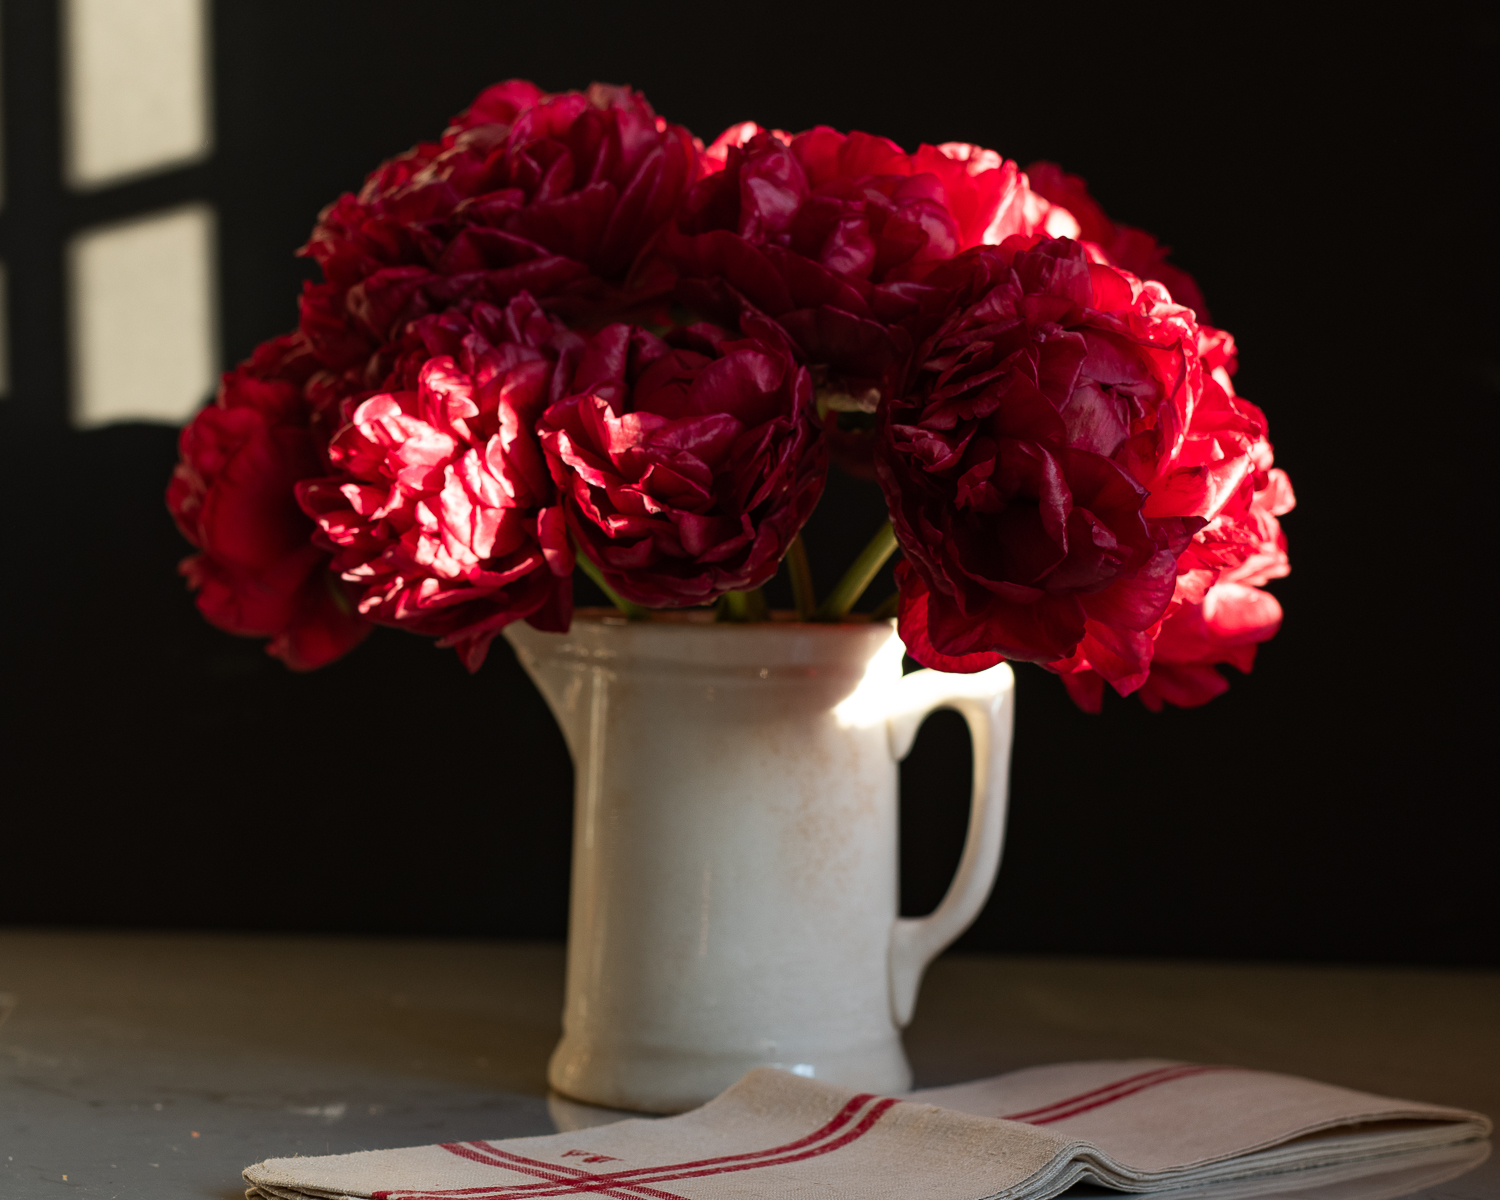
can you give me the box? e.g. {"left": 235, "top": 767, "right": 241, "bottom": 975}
{"left": 1049, "top": 329, "right": 1295, "bottom": 710}
{"left": 1025, "top": 161, "right": 1210, "bottom": 323}
{"left": 299, "top": 80, "right": 701, "bottom": 389}
{"left": 660, "top": 124, "right": 1065, "bottom": 476}
{"left": 539, "top": 322, "right": 827, "bottom": 606}
{"left": 296, "top": 293, "right": 584, "bottom": 671}
{"left": 878, "top": 235, "right": 1260, "bottom": 691}
{"left": 167, "top": 335, "right": 372, "bottom": 670}
{"left": 166, "top": 84, "right": 1291, "bottom": 711}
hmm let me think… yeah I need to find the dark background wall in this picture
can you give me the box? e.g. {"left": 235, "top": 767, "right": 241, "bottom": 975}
{"left": 3, "top": 1, "right": 1495, "bottom": 965}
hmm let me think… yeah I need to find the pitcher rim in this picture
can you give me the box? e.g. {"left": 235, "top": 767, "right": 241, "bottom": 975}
{"left": 569, "top": 607, "right": 895, "bottom": 629}
{"left": 503, "top": 608, "right": 902, "bottom": 671}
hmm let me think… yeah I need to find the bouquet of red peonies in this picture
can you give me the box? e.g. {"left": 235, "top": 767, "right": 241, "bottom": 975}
{"left": 168, "top": 81, "right": 1293, "bottom": 712}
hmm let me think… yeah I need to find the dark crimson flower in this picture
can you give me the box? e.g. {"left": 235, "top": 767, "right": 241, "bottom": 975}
{"left": 1025, "top": 161, "right": 1210, "bottom": 322}
{"left": 1049, "top": 329, "right": 1295, "bottom": 711}
{"left": 299, "top": 80, "right": 701, "bottom": 390}
{"left": 167, "top": 334, "right": 372, "bottom": 670}
{"left": 659, "top": 124, "right": 1066, "bottom": 477}
{"left": 539, "top": 322, "right": 827, "bottom": 606}
{"left": 879, "top": 235, "right": 1255, "bottom": 691}
{"left": 296, "top": 293, "right": 584, "bottom": 671}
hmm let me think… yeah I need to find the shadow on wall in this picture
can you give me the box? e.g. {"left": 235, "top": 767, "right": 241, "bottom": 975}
{"left": 0, "top": 2, "right": 1495, "bottom": 965}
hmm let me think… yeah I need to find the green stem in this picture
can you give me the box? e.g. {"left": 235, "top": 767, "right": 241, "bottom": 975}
{"left": 718, "top": 587, "right": 768, "bottom": 622}
{"left": 871, "top": 590, "right": 900, "bottom": 621}
{"left": 575, "top": 546, "right": 648, "bottom": 620}
{"left": 815, "top": 522, "right": 897, "bottom": 622}
{"left": 786, "top": 535, "right": 816, "bottom": 621}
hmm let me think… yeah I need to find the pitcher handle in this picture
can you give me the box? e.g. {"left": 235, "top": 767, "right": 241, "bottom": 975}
{"left": 885, "top": 662, "right": 1015, "bottom": 1027}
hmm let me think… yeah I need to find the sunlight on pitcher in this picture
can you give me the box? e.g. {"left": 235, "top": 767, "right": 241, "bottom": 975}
{"left": 832, "top": 630, "right": 907, "bottom": 729}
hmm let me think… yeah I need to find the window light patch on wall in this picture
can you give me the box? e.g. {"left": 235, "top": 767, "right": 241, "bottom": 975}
{"left": 68, "top": 204, "right": 218, "bottom": 429}
{"left": 63, "top": 0, "right": 212, "bottom": 188}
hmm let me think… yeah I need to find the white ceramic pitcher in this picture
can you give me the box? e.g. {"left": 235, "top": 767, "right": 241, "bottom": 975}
{"left": 504, "top": 610, "right": 1015, "bottom": 1114}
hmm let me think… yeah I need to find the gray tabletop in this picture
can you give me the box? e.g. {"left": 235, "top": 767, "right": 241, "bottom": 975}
{"left": 1, "top": 931, "right": 1494, "bottom": 1199}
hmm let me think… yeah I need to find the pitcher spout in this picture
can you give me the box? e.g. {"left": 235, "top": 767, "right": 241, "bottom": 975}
{"left": 502, "top": 621, "right": 607, "bottom": 762}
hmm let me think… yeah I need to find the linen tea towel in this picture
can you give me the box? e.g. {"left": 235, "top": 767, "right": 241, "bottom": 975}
{"left": 244, "top": 1058, "right": 1490, "bottom": 1200}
